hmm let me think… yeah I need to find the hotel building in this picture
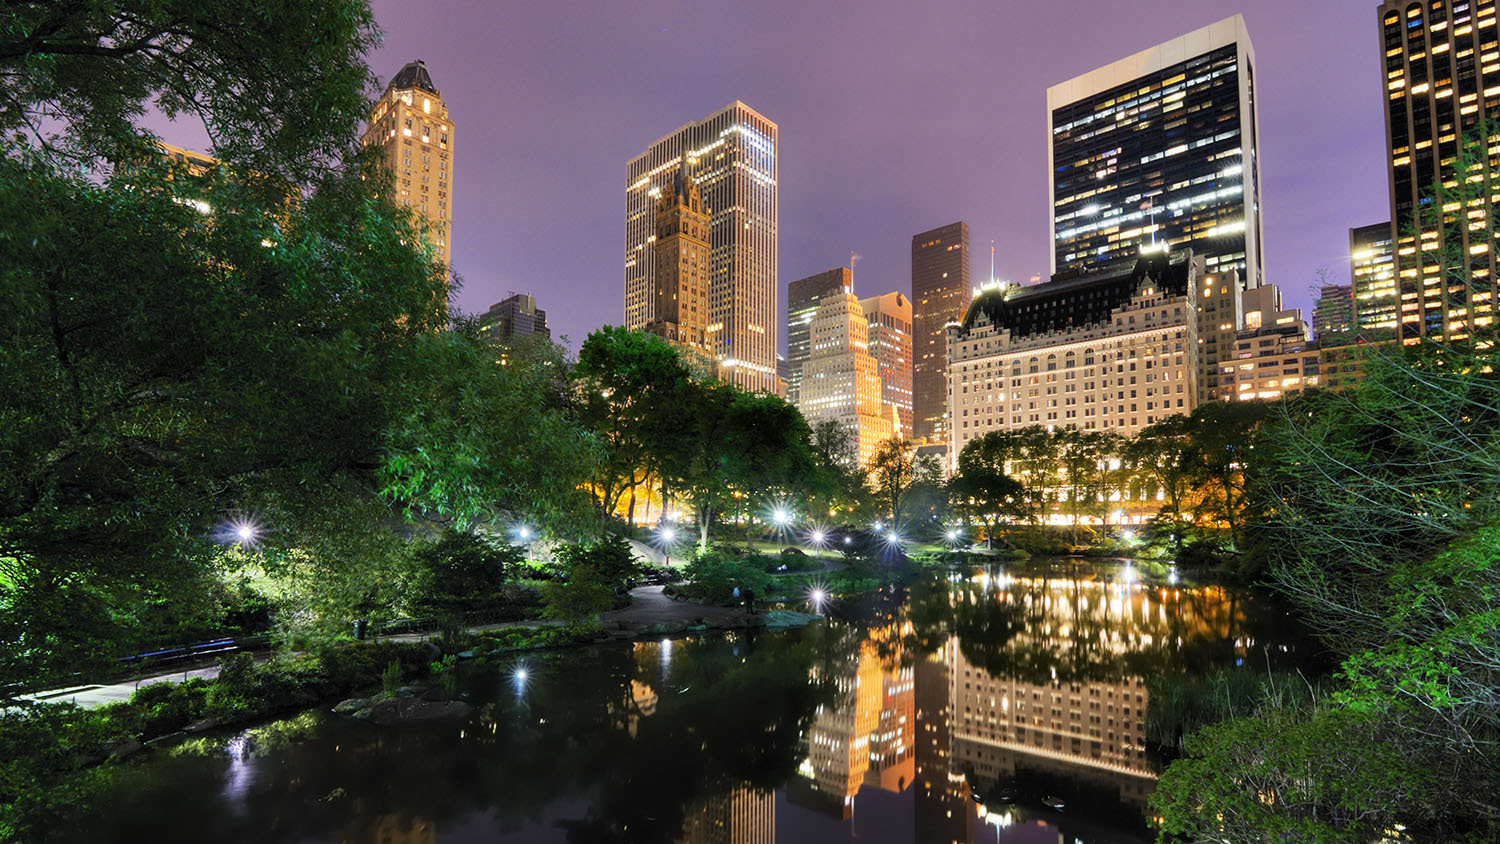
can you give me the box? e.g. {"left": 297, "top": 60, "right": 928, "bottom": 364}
{"left": 362, "top": 60, "right": 454, "bottom": 270}
{"left": 626, "top": 103, "right": 779, "bottom": 393}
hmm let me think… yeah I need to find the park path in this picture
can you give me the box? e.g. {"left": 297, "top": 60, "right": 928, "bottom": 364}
{"left": 20, "top": 586, "right": 748, "bottom": 710}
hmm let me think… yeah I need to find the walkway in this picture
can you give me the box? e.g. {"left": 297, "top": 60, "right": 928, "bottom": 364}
{"left": 20, "top": 586, "right": 748, "bottom": 710}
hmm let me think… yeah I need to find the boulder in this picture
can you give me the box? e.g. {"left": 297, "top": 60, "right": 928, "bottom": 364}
{"left": 365, "top": 696, "right": 473, "bottom": 726}
{"left": 104, "top": 739, "right": 142, "bottom": 760}
{"left": 184, "top": 718, "right": 220, "bottom": 734}
{"left": 333, "top": 698, "right": 371, "bottom": 716}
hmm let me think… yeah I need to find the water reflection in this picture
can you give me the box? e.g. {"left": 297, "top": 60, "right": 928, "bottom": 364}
{"left": 60, "top": 563, "right": 1321, "bottom": 844}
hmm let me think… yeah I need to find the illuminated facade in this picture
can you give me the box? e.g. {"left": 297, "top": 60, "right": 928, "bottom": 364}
{"left": 626, "top": 102, "right": 779, "bottom": 393}
{"left": 477, "top": 293, "right": 549, "bottom": 345}
{"left": 1350, "top": 221, "right": 1399, "bottom": 338}
{"left": 362, "top": 60, "right": 454, "bottom": 270}
{"left": 1221, "top": 284, "right": 1321, "bottom": 402}
{"left": 799, "top": 292, "right": 897, "bottom": 468}
{"left": 860, "top": 292, "right": 915, "bottom": 438}
{"left": 912, "top": 222, "right": 971, "bottom": 444}
{"left": 1048, "top": 16, "right": 1263, "bottom": 289}
{"left": 945, "top": 251, "right": 1202, "bottom": 472}
{"left": 675, "top": 787, "right": 774, "bottom": 844}
{"left": 646, "top": 165, "right": 714, "bottom": 361}
{"left": 786, "top": 268, "right": 852, "bottom": 406}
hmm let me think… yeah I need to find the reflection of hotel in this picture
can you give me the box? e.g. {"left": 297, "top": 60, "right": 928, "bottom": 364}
{"left": 676, "top": 787, "right": 774, "bottom": 844}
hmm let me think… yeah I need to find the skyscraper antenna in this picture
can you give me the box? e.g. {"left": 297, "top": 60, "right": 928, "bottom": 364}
{"left": 990, "top": 240, "right": 996, "bottom": 285}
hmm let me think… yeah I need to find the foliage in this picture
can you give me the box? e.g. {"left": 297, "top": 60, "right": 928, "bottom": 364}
{"left": 429, "top": 654, "right": 460, "bottom": 698}
{"left": 539, "top": 565, "right": 616, "bottom": 627}
{"left": 410, "top": 530, "right": 528, "bottom": 616}
{"left": 866, "top": 437, "right": 942, "bottom": 530}
{"left": 1145, "top": 668, "right": 1321, "bottom": 751}
{"left": 380, "top": 659, "right": 403, "bottom": 699}
{"left": 677, "top": 553, "right": 773, "bottom": 606}
{"left": 554, "top": 533, "right": 642, "bottom": 591}
{"left": 948, "top": 432, "right": 1029, "bottom": 544}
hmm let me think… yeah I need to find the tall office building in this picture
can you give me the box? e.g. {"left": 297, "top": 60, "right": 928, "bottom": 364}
{"left": 912, "top": 222, "right": 971, "bottom": 443}
{"left": 626, "top": 103, "right": 779, "bottom": 393}
{"left": 1313, "top": 284, "right": 1356, "bottom": 343}
{"left": 860, "top": 292, "right": 915, "bottom": 438}
{"left": 799, "top": 292, "right": 896, "bottom": 468}
{"left": 645, "top": 165, "right": 714, "bottom": 361}
{"left": 1048, "top": 16, "right": 1263, "bottom": 288}
{"left": 1350, "top": 221, "right": 1399, "bottom": 338}
{"left": 477, "top": 294, "right": 549, "bottom": 345}
{"left": 363, "top": 60, "right": 454, "bottom": 270}
{"left": 786, "top": 268, "right": 853, "bottom": 406}
{"left": 1378, "top": 0, "right": 1500, "bottom": 343}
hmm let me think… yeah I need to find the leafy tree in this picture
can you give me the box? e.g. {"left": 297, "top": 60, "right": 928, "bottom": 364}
{"left": 808, "top": 419, "right": 868, "bottom": 517}
{"left": 1009, "top": 426, "right": 1060, "bottom": 525}
{"left": 1057, "top": 429, "right": 1115, "bottom": 543}
{"left": 1126, "top": 414, "right": 1198, "bottom": 549}
{"left": 866, "top": 437, "right": 941, "bottom": 532}
{"left": 1, "top": 0, "right": 380, "bottom": 182}
{"left": 1183, "top": 401, "right": 1269, "bottom": 547}
{"left": 539, "top": 565, "right": 615, "bottom": 628}
{"left": 410, "top": 530, "right": 527, "bottom": 616}
{"left": 948, "top": 432, "right": 1027, "bottom": 546}
{"left": 554, "top": 534, "right": 642, "bottom": 592}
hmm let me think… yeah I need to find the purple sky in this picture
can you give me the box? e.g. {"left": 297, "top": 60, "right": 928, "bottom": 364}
{"left": 160, "top": 1, "right": 1392, "bottom": 351}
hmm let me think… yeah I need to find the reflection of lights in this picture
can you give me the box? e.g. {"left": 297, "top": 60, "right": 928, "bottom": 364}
{"left": 514, "top": 668, "right": 528, "bottom": 681}
{"left": 807, "top": 584, "right": 829, "bottom": 614}
{"left": 1168, "top": 568, "right": 1180, "bottom": 586}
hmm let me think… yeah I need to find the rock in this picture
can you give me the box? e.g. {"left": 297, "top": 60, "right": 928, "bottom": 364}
{"left": 421, "top": 641, "right": 442, "bottom": 660}
{"left": 184, "top": 718, "right": 220, "bottom": 733}
{"left": 104, "top": 739, "right": 142, "bottom": 760}
{"left": 333, "top": 698, "right": 371, "bottom": 716}
{"left": 456, "top": 650, "right": 476, "bottom": 660}
{"left": 418, "top": 687, "right": 450, "bottom": 702}
{"left": 395, "top": 685, "right": 425, "bottom": 698}
{"left": 365, "top": 696, "right": 473, "bottom": 726}
{"left": 144, "top": 731, "right": 187, "bottom": 748}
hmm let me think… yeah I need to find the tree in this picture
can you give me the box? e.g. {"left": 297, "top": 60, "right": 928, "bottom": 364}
{"left": 808, "top": 419, "right": 868, "bottom": 516}
{"left": 1, "top": 0, "right": 380, "bottom": 182}
{"left": 949, "top": 432, "right": 1028, "bottom": 546}
{"left": 1056, "top": 429, "right": 1114, "bottom": 543}
{"left": 1009, "top": 426, "right": 1060, "bottom": 525}
{"left": 410, "top": 530, "right": 527, "bottom": 616}
{"left": 1127, "top": 415, "right": 1198, "bottom": 550}
{"left": 1183, "top": 401, "right": 1269, "bottom": 547}
{"left": 866, "top": 438, "right": 941, "bottom": 532}
{"left": 539, "top": 565, "right": 615, "bottom": 629}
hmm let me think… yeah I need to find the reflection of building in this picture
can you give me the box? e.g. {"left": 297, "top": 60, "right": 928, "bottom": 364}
{"left": 362, "top": 60, "right": 454, "bottom": 270}
{"left": 625, "top": 102, "right": 779, "bottom": 393}
{"left": 676, "top": 787, "right": 774, "bottom": 844}
{"left": 914, "top": 651, "right": 973, "bottom": 844}
{"left": 912, "top": 222, "right": 971, "bottom": 444}
{"left": 366, "top": 814, "right": 436, "bottom": 844}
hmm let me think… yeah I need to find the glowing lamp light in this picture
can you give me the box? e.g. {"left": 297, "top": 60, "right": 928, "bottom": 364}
{"left": 662, "top": 527, "right": 676, "bottom": 543}
{"left": 516, "top": 526, "right": 532, "bottom": 541}
{"left": 843, "top": 536, "right": 852, "bottom": 545}
{"left": 772, "top": 509, "right": 790, "bottom": 525}
{"left": 514, "top": 668, "right": 528, "bottom": 681}
{"left": 1121, "top": 529, "right": 1136, "bottom": 541}
{"left": 946, "top": 529, "right": 959, "bottom": 542}
{"left": 810, "top": 530, "right": 826, "bottom": 545}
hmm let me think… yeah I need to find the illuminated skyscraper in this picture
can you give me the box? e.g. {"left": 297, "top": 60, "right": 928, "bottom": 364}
{"left": 860, "top": 292, "right": 914, "bottom": 438}
{"left": 1048, "top": 16, "right": 1263, "bottom": 287}
{"left": 1313, "top": 283, "right": 1356, "bottom": 343}
{"left": 1350, "top": 221, "right": 1398, "bottom": 338}
{"left": 645, "top": 165, "right": 714, "bottom": 362}
{"left": 799, "top": 292, "right": 896, "bottom": 468}
{"left": 626, "top": 103, "right": 779, "bottom": 393}
{"left": 362, "top": 60, "right": 454, "bottom": 270}
{"left": 1378, "top": 0, "right": 1500, "bottom": 343}
{"left": 786, "top": 268, "right": 852, "bottom": 405}
{"left": 912, "top": 222, "right": 970, "bottom": 443}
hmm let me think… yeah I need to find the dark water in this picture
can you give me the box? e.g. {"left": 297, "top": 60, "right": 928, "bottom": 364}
{"left": 63, "top": 561, "right": 1325, "bottom": 844}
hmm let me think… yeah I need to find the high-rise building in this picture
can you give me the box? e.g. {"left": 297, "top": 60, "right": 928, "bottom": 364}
{"left": 477, "top": 293, "right": 549, "bottom": 345}
{"left": 799, "top": 292, "right": 896, "bottom": 468}
{"left": 626, "top": 103, "right": 779, "bottom": 393}
{"left": 1313, "top": 283, "right": 1356, "bottom": 344}
{"left": 860, "top": 292, "right": 915, "bottom": 438}
{"left": 1350, "top": 221, "right": 1398, "bottom": 338}
{"left": 645, "top": 165, "right": 714, "bottom": 362}
{"left": 1222, "top": 284, "right": 1321, "bottom": 402}
{"left": 1048, "top": 15, "right": 1263, "bottom": 288}
{"left": 912, "top": 222, "right": 971, "bottom": 443}
{"left": 786, "top": 268, "right": 852, "bottom": 406}
{"left": 362, "top": 60, "right": 454, "bottom": 270}
{"left": 1378, "top": 1, "right": 1500, "bottom": 343}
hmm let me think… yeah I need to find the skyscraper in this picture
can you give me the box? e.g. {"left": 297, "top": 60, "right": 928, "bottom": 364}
{"left": 362, "top": 60, "right": 454, "bottom": 270}
{"left": 799, "top": 292, "right": 896, "bottom": 468}
{"left": 911, "top": 222, "right": 970, "bottom": 443}
{"left": 477, "top": 294, "right": 549, "bottom": 345}
{"left": 1048, "top": 15, "right": 1263, "bottom": 287}
{"left": 1350, "top": 222, "right": 1398, "bottom": 339}
{"left": 626, "top": 103, "right": 779, "bottom": 393}
{"left": 1313, "top": 284, "right": 1356, "bottom": 344}
{"left": 645, "top": 165, "right": 713, "bottom": 362}
{"left": 1378, "top": 0, "right": 1500, "bottom": 343}
{"left": 860, "top": 292, "right": 914, "bottom": 438}
{"left": 786, "top": 268, "right": 853, "bottom": 406}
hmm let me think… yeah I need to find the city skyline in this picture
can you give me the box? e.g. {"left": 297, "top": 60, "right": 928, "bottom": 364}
{"left": 143, "top": 1, "right": 1388, "bottom": 354}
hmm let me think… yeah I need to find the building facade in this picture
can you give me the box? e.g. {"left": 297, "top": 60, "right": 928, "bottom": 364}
{"left": 1222, "top": 284, "right": 1320, "bottom": 402}
{"left": 912, "top": 222, "right": 971, "bottom": 444}
{"left": 477, "top": 294, "right": 549, "bottom": 345}
{"left": 362, "top": 60, "right": 454, "bottom": 270}
{"left": 1313, "top": 283, "right": 1356, "bottom": 344}
{"left": 799, "top": 292, "right": 897, "bottom": 468}
{"left": 1350, "top": 221, "right": 1399, "bottom": 339}
{"left": 786, "top": 268, "right": 853, "bottom": 406}
{"left": 860, "top": 292, "right": 915, "bottom": 438}
{"left": 945, "top": 252, "right": 1202, "bottom": 472}
{"left": 1379, "top": 0, "right": 1500, "bottom": 343}
{"left": 626, "top": 102, "right": 779, "bottom": 393}
{"left": 645, "top": 166, "right": 714, "bottom": 361}
{"left": 1048, "top": 16, "right": 1263, "bottom": 288}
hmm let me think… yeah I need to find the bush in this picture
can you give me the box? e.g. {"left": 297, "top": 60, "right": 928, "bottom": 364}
{"left": 129, "top": 679, "right": 210, "bottom": 734}
{"left": 539, "top": 564, "right": 616, "bottom": 627}
{"left": 411, "top": 529, "right": 528, "bottom": 615}
{"left": 678, "top": 554, "right": 772, "bottom": 606}
{"left": 555, "top": 534, "right": 642, "bottom": 590}
{"left": 380, "top": 660, "right": 402, "bottom": 698}
{"left": 1003, "top": 529, "right": 1072, "bottom": 556}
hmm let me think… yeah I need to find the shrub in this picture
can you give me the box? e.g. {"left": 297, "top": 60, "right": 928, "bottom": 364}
{"left": 678, "top": 554, "right": 772, "bottom": 606}
{"left": 555, "top": 534, "right": 642, "bottom": 590}
{"left": 539, "top": 564, "right": 616, "bottom": 627}
{"left": 429, "top": 654, "right": 460, "bottom": 697}
{"left": 380, "top": 660, "right": 402, "bottom": 698}
{"left": 411, "top": 529, "right": 528, "bottom": 615}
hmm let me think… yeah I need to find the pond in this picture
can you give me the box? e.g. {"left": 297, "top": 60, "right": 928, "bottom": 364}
{"left": 57, "top": 561, "right": 1326, "bottom": 844}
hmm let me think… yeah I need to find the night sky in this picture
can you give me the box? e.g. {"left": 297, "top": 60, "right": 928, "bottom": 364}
{"left": 162, "top": 1, "right": 1393, "bottom": 351}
